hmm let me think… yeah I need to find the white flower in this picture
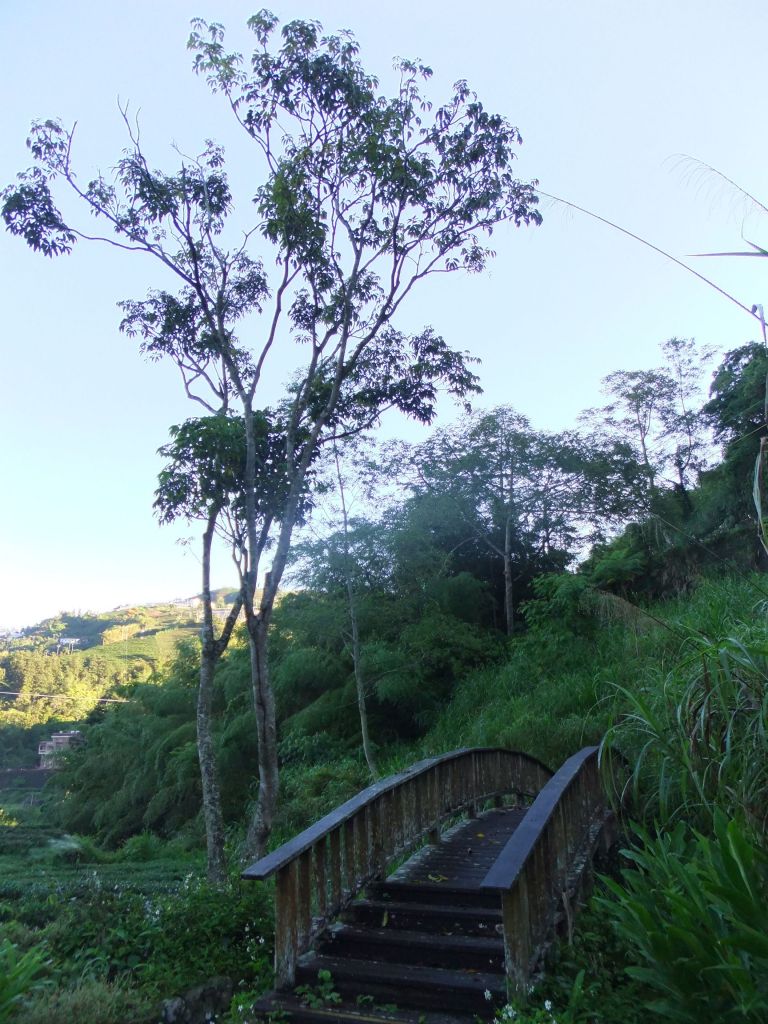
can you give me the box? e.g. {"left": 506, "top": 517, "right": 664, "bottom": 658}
{"left": 484, "top": 989, "right": 492, "bottom": 1001}
{"left": 544, "top": 1000, "right": 552, "bottom": 1011}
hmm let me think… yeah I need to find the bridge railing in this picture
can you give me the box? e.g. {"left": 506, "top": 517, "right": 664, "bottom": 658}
{"left": 243, "top": 747, "right": 552, "bottom": 986}
{"left": 481, "top": 745, "right": 615, "bottom": 996}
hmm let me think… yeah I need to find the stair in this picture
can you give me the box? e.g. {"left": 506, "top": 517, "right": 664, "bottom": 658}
{"left": 254, "top": 880, "right": 507, "bottom": 1022}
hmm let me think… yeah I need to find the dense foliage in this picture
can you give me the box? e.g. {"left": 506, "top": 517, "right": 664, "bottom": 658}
{"left": 3, "top": 8, "right": 768, "bottom": 1011}
{"left": 4, "top": 333, "right": 768, "bottom": 1020}
{"left": 0, "top": 603, "right": 204, "bottom": 734}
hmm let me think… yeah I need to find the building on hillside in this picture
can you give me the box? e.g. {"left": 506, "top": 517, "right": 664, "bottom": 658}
{"left": 38, "top": 730, "right": 83, "bottom": 769}
{"left": 56, "top": 637, "right": 81, "bottom": 653}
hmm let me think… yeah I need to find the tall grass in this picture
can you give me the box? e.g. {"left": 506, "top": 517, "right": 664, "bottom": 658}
{"left": 590, "top": 578, "right": 768, "bottom": 1022}
{"left": 605, "top": 625, "right": 768, "bottom": 831}
{"left": 426, "top": 573, "right": 768, "bottom": 1021}
{"left": 424, "top": 574, "right": 682, "bottom": 767}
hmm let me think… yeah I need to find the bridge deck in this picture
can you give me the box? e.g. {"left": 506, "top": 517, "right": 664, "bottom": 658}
{"left": 390, "top": 805, "right": 526, "bottom": 888}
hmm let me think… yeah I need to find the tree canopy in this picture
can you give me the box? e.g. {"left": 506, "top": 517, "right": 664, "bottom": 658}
{"left": 2, "top": 11, "right": 543, "bottom": 858}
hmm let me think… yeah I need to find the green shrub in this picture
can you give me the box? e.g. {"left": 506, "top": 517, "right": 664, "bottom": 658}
{"left": 18, "top": 978, "right": 154, "bottom": 1024}
{"left": 117, "top": 831, "right": 165, "bottom": 862}
{"left": 489, "top": 900, "right": 649, "bottom": 1024}
{"left": 27, "top": 833, "right": 110, "bottom": 865}
{"left": 0, "top": 939, "right": 46, "bottom": 1022}
{"left": 599, "top": 814, "right": 768, "bottom": 1023}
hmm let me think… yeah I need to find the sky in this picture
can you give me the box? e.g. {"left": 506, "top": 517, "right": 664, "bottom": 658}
{"left": 1, "top": 0, "right": 767, "bottom": 629}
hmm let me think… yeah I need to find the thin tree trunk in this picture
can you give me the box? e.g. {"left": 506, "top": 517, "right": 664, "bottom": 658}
{"left": 198, "top": 646, "right": 227, "bottom": 882}
{"left": 237, "top": 372, "right": 343, "bottom": 857}
{"left": 676, "top": 461, "right": 694, "bottom": 519}
{"left": 198, "top": 514, "right": 227, "bottom": 883}
{"left": 244, "top": 615, "right": 279, "bottom": 859}
{"left": 334, "top": 446, "right": 378, "bottom": 778}
{"left": 347, "top": 575, "right": 378, "bottom": 777}
{"left": 503, "top": 513, "right": 514, "bottom": 636}
{"left": 239, "top": 397, "right": 280, "bottom": 860}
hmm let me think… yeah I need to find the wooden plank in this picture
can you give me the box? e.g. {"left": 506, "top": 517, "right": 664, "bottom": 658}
{"left": 343, "top": 818, "right": 356, "bottom": 897}
{"left": 553, "top": 803, "right": 568, "bottom": 890}
{"left": 354, "top": 806, "right": 370, "bottom": 882}
{"left": 501, "top": 870, "right": 531, "bottom": 997}
{"left": 369, "top": 796, "right": 385, "bottom": 878}
{"left": 394, "top": 808, "right": 525, "bottom": 888}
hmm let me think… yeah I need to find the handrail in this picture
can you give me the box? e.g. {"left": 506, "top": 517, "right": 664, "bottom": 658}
{"left": 243, "top": 747, "right": 551, "bottom": 881}
{"left": 243, "top": 747, "right": 553, "bottom": 986}
{"left": 481, "top": 745, "right": 613, "bottom": 995}
{"left": 481, "top": 746, "right": 600, "bottom": 890}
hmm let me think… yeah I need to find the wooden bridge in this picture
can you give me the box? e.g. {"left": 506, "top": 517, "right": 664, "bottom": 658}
{"left": 243, "top": 746, "right": 617, "bottom": 1022}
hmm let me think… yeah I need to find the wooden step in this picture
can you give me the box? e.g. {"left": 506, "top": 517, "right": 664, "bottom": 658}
{"left": 345, "top": 898, "right": 502, "bottom": 937}
{"left": 321, "top": 923, "right": 505, "bottom": 972}
{"left": 294, "top": 954, "right": 507, "bottom": 1015}
{"left": 252, "top": 991, "right": 479, "bottom": 1023}
{"left": 367, "top": 880, "right": 500, "bottom": 910}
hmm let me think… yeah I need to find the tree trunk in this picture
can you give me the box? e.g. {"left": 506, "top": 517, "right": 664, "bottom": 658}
{"left": 334, "top": 445, "right": 378, "bottom": 778}
{"left": 243, "top": 615, "right": 279, "bottom": 860}
{"left": 503, "top": 513, "right": 515, "bottom": 636}
{"left": 198, "top": 515, "right": 227, "bottom": 883}
{"left": 198, "top": 642, "right": 227, "bottom": 883}
{"left": 347, "top": 576, "right": 378, "bottom": 778}
{"left": 238, "top": 397, "right": 279, "bottom": 861}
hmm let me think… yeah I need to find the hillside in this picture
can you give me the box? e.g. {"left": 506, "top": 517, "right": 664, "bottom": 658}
{"left": 0, "top": 595, "right": 234, "bottom": 747}
{"left": 2, "top": 335, "right": 768, "bottom": 1020}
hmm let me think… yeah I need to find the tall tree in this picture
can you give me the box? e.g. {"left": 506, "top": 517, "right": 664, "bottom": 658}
{"left": 154, "top": 412, "right": 304, "bottom": 879}
{"left": 3, "top": 13, "right": 541, "bottom": 854}
{"left": 581, "top": 369, "right": 677, "bottom": 504}
{"left": 702, "top": 341, "right": 768, "bottom": 531}
{"left": 658, "top": 337, "right": 713, "bottom": 502}
{"left": 331, "top": 445, "right": 378, "bottom": 777}
{"left": 398, "top": 407, "right": 587, "bottom": 634}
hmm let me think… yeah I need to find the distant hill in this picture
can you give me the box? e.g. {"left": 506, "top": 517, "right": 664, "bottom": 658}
{"left": 2, "top": 591, "right": 240, "bottom": 659}
{"left": 0, "top": 594, "right": 240, "bottom": 736}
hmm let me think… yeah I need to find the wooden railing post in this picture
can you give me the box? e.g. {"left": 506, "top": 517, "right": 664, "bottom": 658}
{"left": 329, "top": 827, "right": 342, "bottom": 915}
{"left": 370, "top": 797, "right": 385, "bottom": 878}
{"left": 468, "top": 751, "right": 478, "bottom": 817}
{"left": 343, "top": 818, "right": 355, "bottom": 898}
{"left": 313, "top": 836, "right": 327, "bottom": 924}
{"left": 500, "top": 871, "right": 531, "bottom": 997}
{"left": 296, "top": 849, "right": 312, "bottom": 954}
{"left": 354, "top": 805, "right": 369, "bottom": 882}
{"left": 274, "top": 861, "right": 298, "bottom": 987}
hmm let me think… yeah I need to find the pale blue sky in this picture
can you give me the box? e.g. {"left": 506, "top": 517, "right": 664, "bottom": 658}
{"left": 1, "top": 0, "right": 767, "bottom": 628}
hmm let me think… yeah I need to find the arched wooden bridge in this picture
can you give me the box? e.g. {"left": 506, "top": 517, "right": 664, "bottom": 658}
{"left": 243, "top": 746, "right": 617, "bottom": 1022}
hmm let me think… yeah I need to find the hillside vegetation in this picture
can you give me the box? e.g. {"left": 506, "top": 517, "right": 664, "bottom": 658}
{"left": 0, "top": 601, "right": 235, "bottom": 742}
{"left": 2, "top": 338, "right": 768, "bottom": 1022}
